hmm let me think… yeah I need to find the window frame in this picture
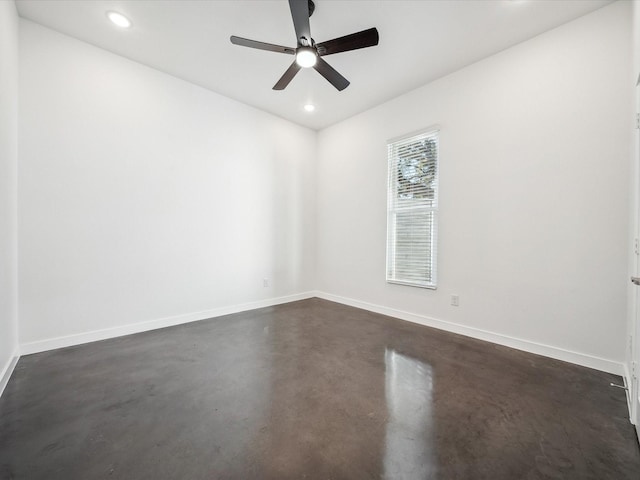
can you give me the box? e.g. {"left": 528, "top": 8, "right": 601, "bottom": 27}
{"left": 386, "top": 127, "right": 440, "bottom": 290}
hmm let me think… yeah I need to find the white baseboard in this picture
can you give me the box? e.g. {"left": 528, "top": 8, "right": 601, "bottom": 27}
{"left": 0, "top": 348, "right": 20, "bottom": 399}
{"left": 315, "top": 291, "right": 626, "bottom": 376}
{"left": 16, "top": 290, "right": 627, "bottom": 378}
{"left": 623, "top": 363, "right": 635, "bottom": 424}
{"left": 20, "top": 292, "right": 316, "bottom": 355}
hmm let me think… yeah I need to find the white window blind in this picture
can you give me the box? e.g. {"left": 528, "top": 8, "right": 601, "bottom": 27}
{"left": 386, "top": 129, "right": 439, "bottom": 289}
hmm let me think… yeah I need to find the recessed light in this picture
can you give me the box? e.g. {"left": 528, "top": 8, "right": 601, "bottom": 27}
{"left": 107, "top": 11, "right": 132, "bottom": 28}
{"left": 304, "top": 104, "right": 315, "bottom": 112}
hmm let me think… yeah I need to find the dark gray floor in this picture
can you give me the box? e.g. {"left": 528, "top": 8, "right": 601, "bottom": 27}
{"left": 0, "top": 298, "right": 638, "bottom": 479}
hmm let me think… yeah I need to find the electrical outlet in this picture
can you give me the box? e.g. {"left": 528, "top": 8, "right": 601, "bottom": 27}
{"left": 263, "top": 278, "right": 269, "bottom": 288}
{"left": 451, "top": 295, "right": 459, "bottom": 307}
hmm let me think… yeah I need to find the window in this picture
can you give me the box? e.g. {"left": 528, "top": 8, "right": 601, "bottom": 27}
{"left": 386, "top": 129, "right": 439, "bottom": 289}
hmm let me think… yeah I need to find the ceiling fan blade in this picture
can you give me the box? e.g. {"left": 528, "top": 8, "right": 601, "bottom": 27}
{"left": 289, "top": 0, "right": 311, "bottom": 46}
{"left": 316, "top": 27, "right": 379, "bottom": 56}
{"left": 230, "top": 36, "right": 295, "bottom": 55}
{"left": 313, "top": 57, "right": 350, "bottom": 91}
{"left": 273, "top": 61, "right": 302, "bottom": 90}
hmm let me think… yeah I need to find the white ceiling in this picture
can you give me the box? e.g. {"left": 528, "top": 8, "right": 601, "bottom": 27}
{"left": 16, "top": 0, "right": 613, "bottom": 130}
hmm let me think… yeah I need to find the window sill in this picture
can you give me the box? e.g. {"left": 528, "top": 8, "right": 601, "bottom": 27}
{"left": 387, "top": 279, "right": 437, "bottom": 290}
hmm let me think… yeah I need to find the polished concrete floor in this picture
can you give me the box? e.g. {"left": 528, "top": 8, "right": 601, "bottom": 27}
{"left": 0, "top": 299, "right": 638, "bottom": 479}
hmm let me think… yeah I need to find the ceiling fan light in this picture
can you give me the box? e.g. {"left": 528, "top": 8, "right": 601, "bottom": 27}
{"left": 296, "top": 48, "right": 317, "bottom": 68}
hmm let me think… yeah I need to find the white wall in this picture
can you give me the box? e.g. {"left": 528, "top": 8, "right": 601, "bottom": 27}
{"left": 18, "top": 20, "right": 316, "bottom": 349}
{"left": 0, "top": 1, "right": 20, "bottom": 391}
{"left": 316, "top": 1, "right": 632, "bottom": 372}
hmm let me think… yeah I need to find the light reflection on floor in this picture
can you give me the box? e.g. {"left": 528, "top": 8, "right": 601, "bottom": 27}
{"left": 384, "top": 348, "right": 435, "bottom": 480}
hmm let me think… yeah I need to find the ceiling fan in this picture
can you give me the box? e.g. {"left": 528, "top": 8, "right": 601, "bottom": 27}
{"left": 230, "top": 0, "right": 379, "bottom": 91}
